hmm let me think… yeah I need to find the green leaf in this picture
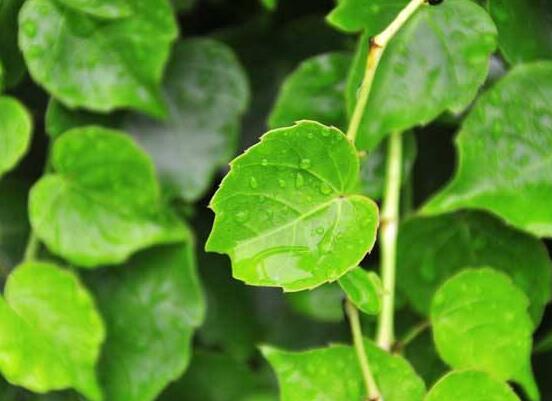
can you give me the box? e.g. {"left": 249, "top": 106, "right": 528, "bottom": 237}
{"left": 0, "top": 179, "right": 30, "bottom": 273}
{"left": 29, "top": 126, "right": 189, "bottom": 267}
{"left": 359, "top": 133, "right": 417, "bottom": 200}
{"left": 45, "top": 99, "right": 121, "bottom": 139}
{"left": 425, "top": 370, "right": 521, "bottom": 401}
{"left": 0, "top": 0, "right": 26, "bottom": 88}
{"left": 0, "top": 261, "right": 104, "bottom": 400}
{"left": 268, "top": 52, "right": 351, "bottom": 130}
{"left": 339, "top": 267, "right": 382, "bottom": 315}
{"left": 55, "top": 0, "right": 131, "bottom": 18}
{"left": 327, "top": 0, "right": 408, "bottom": 35}
{"left": 260, "top": 0, "right": 276, "bottom": 11}
{"left": 0, "top": 96, "right": 33, "bottom": 179}
{"left": 206, "top": 121, "right": 379, "bottom": 291}
{"left": 286, "top": 283, "right": 344, "bottom": 322}
{"left": 125, "top": 38, "right": 250, "bottom": 202}
{"left": 423, "top": 62, "right": 552, "bottom": 237}
{"left": 397, "top": 211, "right": 552, "bottom": 325}
{"left": 431, "top": 268, "right": 537, "bottom": 400}
{"left": 262, "top": 340, "right": 425, "bottom": 401}
{"left": 348, "top": 0, "right": 497, "bottom": 150}
{"left": 88, "top": 243, "right": 205, "bottom": 401}
{"left": 489, "top": 0, "right": 552, "bottom": 64}
{"left": 19, "top": 0, "right": 177, "bottom": 117}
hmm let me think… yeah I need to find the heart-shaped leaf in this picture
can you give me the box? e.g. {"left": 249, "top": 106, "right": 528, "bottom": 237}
{"left": 0, "top": 262, "right": 104, "bottom": 400}
{"left": 348, "top": 0, "right": 496, "bottom": 150}
{"left": 19, "top": 0, "right": 177, "bottom": 117}
{"left": 262, "top": 340, "right": 425, "bottom": 401}
{"left": 425, "top": 371, "right": 521, "bottom": 401}
{"left": 29, "top": 126, "right": 189, "bottom": 267}
{"left": 431, "top": 268, "right": 537, "bottom": 400}
{"left": 125, "top": 38, "right": 250, "bottom": 202}
{"left": 0, "top": 96, "right": 32, "bottom": 179}
{"left": 206, "top": 121, "right": 379, "bottom": 291}
{"left": 422, "top": 62, "right": 552, "bottom": 237}
{"left": 89, "top": 243, "right": 205, "bottom": 401}
{"left": 397, "top": 212, "right": 552, "bottom": 325}
{"left": 339, "top": 267, "right": 382, "bottom": 315}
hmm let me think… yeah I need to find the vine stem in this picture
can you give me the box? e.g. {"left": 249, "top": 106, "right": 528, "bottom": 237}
{"left": 346, "top": 300, "right": 381, "bottom": 401}
{"left": 376, "top": 131, "right": 403, "bottom": 350}
{"left": 346, "top": 0, "right": 427, "bottom": 143}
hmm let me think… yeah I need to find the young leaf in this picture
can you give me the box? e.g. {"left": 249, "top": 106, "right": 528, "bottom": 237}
{"left": 422, "top": 62, "right": 552, "bottom": 237}
{"left": 88, "top": 244, "right": 205, "bottom": 401}
{"left": 206, "top": 121, "right": 379, "bottom": 291}
{"left": 489, "top": 0, "right": 552, "bottom": 64}
{"left": 125, "top": 38, "right": 250, "bottom": 202}
{"left": 286, "top": 283, "right": 344, "bottom": 322}
{"left": 0, "top": 96, "right": 33, "bottom": 179}
{"left": 348, "top": 0, "right": 497, "bottom": 150}
{"left": 262, "top": 340, "right": 425, "bottom": 401}
{"left": 338, "top": 267, "right": 382, "bottom": 315}
{"left": 54, "top": 0, "right": 131, "bottom": 18}
{"left": 0, "top": 262, "right": 104, "bottom": 400}
{"left": 29, "top": 126, "right": 189, "bottom": 267}
{"left": 0, "top": 179, "right": 30, "bottom": 272}
{"left": 397, "top": 212, "right": 552, "bottom": 325}
{"left": 425, "top": 370, "right": 521, "bottom": 401}
{"left": 431, "top": 268, "right": 537, "bottom": 400}
{"left": 19, "top": 0, "right": 177, "bottom": 117}
{"left": 268, "top": 52, "right": 351, "bottom": 130}
{"left": 326, "top": 0, "right": 408, "bottom": 35}
{"left": 0, "top": 0, "right": 25, "bottom": 88}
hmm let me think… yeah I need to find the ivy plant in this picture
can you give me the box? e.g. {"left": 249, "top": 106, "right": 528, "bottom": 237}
{"left": 0, "top": 0, "right": 552, "bottom": 400}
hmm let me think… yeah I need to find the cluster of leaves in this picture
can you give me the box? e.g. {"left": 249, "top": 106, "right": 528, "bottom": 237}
{"left": 1, "top": 0, "right": 552, "bottom": 400}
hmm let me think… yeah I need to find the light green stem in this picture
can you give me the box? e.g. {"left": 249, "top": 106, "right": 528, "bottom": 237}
{"left": 346, "top": 300, "right": 381, "bottom": 401}
{"left": 376, "top": 131, "right": 403, "bottom": 351}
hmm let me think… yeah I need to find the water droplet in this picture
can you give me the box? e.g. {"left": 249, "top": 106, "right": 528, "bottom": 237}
{"left": 261, "top": 158, "right": 268, "bottom": 166}
{"left": 235, "top": 211, "right": 249, "bottom": 222}
{"left": 249, "top": 177, "right": 258, "bottom": 189}
{"left": 295, "top": 173, "right": 304, "bottom": 188}
{"left": 278, "top": 179, "right": 286, "bottom": 188}
{"left": 22, "top": 21, "right": 37, "bottom": 38}
{"left": 320, "top": 182, "right": 332, "bottom": 195}
{"left": 300, "top": 158, "right": 311, "bottom": 169}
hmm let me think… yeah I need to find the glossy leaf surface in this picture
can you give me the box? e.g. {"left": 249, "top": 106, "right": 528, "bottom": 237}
{"left": 0, "top": 262, "right": 104, "bottom": 400}
{"left": 262, "top": 340, "right": 425, "bottom": 401}
{"left": 19, "top": 0, "right": 177, "bottom": 117}
{"left": 206, "top": 121, "right": 379, "bottom": 291}
{"left": 338, "top": 267, "right": 382, "bottom": 315}
{"left": 29, "top": 126, "right": 189, "bottom": 267}
{"left": 0, "top": 97, "right": 32, "bottom": 179}
{"left": 348, "top": 0, "right": 496, "bottom": 150}
{"left": 90, "top": 244, "right": 205, "bottom": 401}
{"left": 423, "top": 62, "right": 552, "bottom": 237}
{"left": 431, "top": 268, "right": 537, "bottom": 399}
{"left": 125, "top": 38, "right": 250, "bottom": 202}
{"left": 397, "top": 212, "right": 552, "bottom": 324}
{"left": 425, "top": 370, "right": 520, "bottom": 401}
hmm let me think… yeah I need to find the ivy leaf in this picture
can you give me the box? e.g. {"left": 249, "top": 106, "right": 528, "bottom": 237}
{"left": 397, "top": 212, "right": 552, "bottom": 325}
{"left": 268, "top": 52, "right": 351, "bottom": 130}
{"left": 422, "top": 62, "right": 552, "bottom": 237}
{"left": 206, "top": 121, "right": 379, "bottom": 291}
{"left": 425, "top": 370, "right": 521, "bottom": 401}
{"left": 0, "top": 262, "right": 104, "bottom": 400}
{"left": 431, "top": 268, "right": 538, "bottom": 400}
{"left": 0, "top": 96, "right": 33, "bottom": 179}
{"left": 489, "top": 0, "right": 552, "bottom": 64}
{"left": 326, "top": 0, "right": 408, "bottom": 35}
{"left": 125, "top": 38, "right": 250, "bottom": 202}
{"left": 261, "top": 340, "right": 425, "bottom": 401}
{"left": 0, "top": 179, "right": 30, "bottom": 272}
{"left": 19, "top": 0, "right": 177, "bottom": 117}
{"left": 29, "top": 126, "right": 189, "bottom": 267}
{"left": 348, "top": 0, "right": 497, "bottom": 150}
{"left": 88, "top": 244, "right": 205, "bottom": 401}
{"left": 339, "top": 267, "right": 382, "bottom": 315}
{"left": 286, "top": 283, "right": 344, "bottom": 322}
{"left": 0, "top": 0, "right": 25, "bottom": 88}
{"left": 55, "top": 0, "right": 131, "bottom": 18}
